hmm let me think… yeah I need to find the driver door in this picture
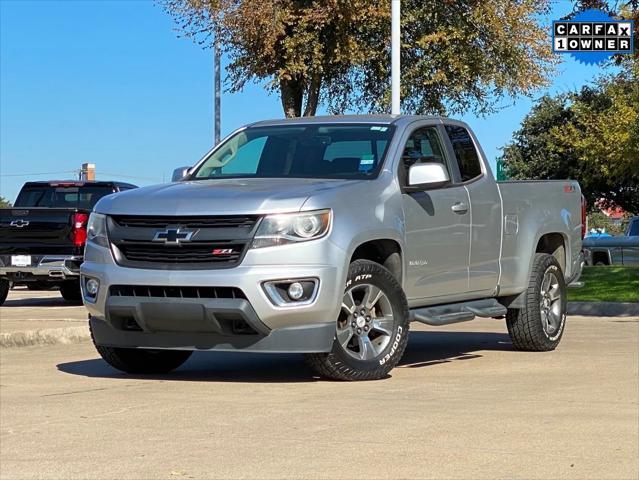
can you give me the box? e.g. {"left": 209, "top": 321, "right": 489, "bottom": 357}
{"left": 401, "top": 125, "right": 471, "bottom": 301}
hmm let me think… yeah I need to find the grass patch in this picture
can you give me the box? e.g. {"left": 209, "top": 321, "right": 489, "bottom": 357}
{"left": 568, "top": 266, "right": 639, "bottom": 303}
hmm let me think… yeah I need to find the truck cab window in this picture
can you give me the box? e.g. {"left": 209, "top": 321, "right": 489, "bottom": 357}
{"left": 444, "top": 125, "right": 482, "bottom": 182}
{"left": 400, "top": 127, "right": 447, "bottom": 186}
{"left": 14, "top": 188, "right": 48, "bottom": 207}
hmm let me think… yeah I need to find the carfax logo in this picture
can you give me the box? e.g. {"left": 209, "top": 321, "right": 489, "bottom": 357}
{"left": 552, "top": 8, "right": 634, "bottom": 64}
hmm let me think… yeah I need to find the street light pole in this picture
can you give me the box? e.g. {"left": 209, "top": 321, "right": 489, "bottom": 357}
{"left": 391, "top": 0, "right": 401, "bottom": 115}
{"left": 214, "top": 38, "right": 221, "bottom": 145}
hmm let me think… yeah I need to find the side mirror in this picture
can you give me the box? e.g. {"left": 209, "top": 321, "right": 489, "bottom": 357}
{"left": 171, "top": 166, "right": 192, "bottom": 182}
{"left": 407, "top": 162, "right": 450, "bottom": 190}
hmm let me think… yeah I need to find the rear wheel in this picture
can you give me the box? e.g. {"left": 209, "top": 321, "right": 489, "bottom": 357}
{"left": 60, "top": 280, "right": 82, "bottom": 303}
{"left": 0, "top": 279, "right": 9, "bottom": 306}
{"left": 90, "top": 322, "right": 192, "bottom": 374}
{"left": 306, "top": 260, "right": 410, "bottom": 381}
{"left": 506, "top": 253, "right": 567, "bottom": 351}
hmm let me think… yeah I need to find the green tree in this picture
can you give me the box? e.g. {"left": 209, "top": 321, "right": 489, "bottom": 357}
{"left": 0, "top": 196, "right": 11, "bottom": 208}
{"left": 500, "top": 61, "right": 639, "bottom": 213}
{"left": 162, "top": 0, "right": 555, "bottom": 117}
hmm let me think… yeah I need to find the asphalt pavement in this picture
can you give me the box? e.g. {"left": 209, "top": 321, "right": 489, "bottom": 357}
{"left": 0, "top": 289, "right": 638, "bottom": 479}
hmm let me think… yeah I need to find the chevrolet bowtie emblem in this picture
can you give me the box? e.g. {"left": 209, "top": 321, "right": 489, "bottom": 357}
{"left": 10, "top": 219, "right": 29, "bottom": 228}
{"left": 152, "top": 227, "right": 197, "bottom": 244}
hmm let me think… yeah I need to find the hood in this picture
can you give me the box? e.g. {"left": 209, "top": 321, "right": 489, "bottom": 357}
{"left": 95, "top": 177, "right": 363, "bottom": 216}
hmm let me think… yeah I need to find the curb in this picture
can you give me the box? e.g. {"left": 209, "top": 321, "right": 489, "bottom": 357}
{"left": 0, "top": 326, "right": 90, "bottom": 348}
{"left": 567, "top": 301, "right": 639, "bottom": 317}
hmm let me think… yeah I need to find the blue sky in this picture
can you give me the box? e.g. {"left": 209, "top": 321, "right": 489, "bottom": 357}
{"left": 0, "top": 0, "right": 610, "bottom": 202}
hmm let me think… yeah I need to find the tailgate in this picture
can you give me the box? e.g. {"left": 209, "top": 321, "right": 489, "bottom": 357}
{"left": 0, "top": 208, "right": 80, "bottom": 255}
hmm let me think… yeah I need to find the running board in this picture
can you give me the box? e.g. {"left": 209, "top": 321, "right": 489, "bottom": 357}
{"left": 411, "top": 298, "right": 507, "bottom": 327}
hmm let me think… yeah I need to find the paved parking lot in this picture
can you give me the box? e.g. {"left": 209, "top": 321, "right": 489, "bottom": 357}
{"left": 1, "top": 289, "right": 86, "bottom": 334}
{"left": 1, "top": 289, "right": 638, "bottom": 479}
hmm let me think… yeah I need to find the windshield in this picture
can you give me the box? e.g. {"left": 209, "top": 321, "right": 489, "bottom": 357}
{"left": 191, "top": 124, "right": 395, "bottom": 180}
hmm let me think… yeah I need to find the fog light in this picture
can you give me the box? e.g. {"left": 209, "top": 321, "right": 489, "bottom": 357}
{"left": 262, "top": 278, "right": 319, "bottom": 307}
{"left": 288, "top": 282, "right": 304, "bottom": 300}
{"left": 86, "top": 278, "right": 99, "bottom": 296}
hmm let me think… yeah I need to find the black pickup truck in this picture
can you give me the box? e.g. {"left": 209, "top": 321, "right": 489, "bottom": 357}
{"left": 0, "top": 181, "right": 136, "bottom": 305}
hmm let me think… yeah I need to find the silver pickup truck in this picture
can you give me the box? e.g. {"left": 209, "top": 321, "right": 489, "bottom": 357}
{"left": 81, "top": 115, "right": 585, "bottom": 381}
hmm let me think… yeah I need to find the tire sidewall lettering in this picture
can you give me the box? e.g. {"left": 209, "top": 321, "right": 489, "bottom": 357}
{"left": 379, "top": 326, "right": 403, "bottom": 366}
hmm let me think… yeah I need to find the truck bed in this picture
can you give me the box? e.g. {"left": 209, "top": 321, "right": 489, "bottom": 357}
{"left": 496, "top": 179, "right": 582, "bottom": 295}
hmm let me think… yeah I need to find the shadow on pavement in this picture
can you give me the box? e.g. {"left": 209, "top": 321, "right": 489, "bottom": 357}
{"left": 2, "top": 295, "right": 76, "bottom": 307}
{"left": 58, "top": 351, "right": 317, "bottom": 383}
{"left": 56, "top": 330, "right": 513, "bottom": 383}
{"left": 399, "top": 330, "right": 513, "bottom": 368}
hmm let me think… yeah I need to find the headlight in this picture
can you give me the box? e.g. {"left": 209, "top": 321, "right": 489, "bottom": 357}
{"left": 87, "top": 213, "right": 108, "bottom": 248}
{"left": 252, "top": 209, "right": 331, "bottom": 249}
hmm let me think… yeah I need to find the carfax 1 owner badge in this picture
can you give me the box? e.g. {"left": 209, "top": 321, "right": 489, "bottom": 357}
{"left": 553, "top": 8, "right": 634, "bottom": 64}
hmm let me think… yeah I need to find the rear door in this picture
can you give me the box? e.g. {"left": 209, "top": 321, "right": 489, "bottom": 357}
{"left": 400, "top": 123, "right": 471, "bottom": 301}
{"left": 442, "top": 123, "right": 501, "bottom": 295}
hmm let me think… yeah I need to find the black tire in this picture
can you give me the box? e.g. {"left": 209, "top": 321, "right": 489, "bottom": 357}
{"left": 506, "top": 253, "right": 567, "bottom": 351}
{"left": 305, "top": 260, "right": 410, "bottom": 381}
{"left": 60, "top": 280, "right": 82, "bottom": 303}
{"left": 90, "top": 322, "right": 192, "bottom": 374}
{"left": 0, "top": 279, "right": 9, "bottom": 306}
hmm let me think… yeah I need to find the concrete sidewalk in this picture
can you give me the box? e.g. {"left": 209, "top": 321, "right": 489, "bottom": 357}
{"left": 0, "top": 288, "right": 89, "bottom": 348}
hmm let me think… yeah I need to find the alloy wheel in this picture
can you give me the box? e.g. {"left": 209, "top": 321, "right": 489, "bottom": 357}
{"left": 337, "top": 283, "right": 395, "bottom": 361}
{"left": 539, "top": 269, "right": 564, "bottom": 336}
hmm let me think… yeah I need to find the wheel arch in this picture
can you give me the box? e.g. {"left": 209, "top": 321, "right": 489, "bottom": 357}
{"left": 535, "top": 232, "right": 569, "bottom": 273}
{"left": 350, "top": 239, "right": 403, "bottom": 284}
{"left": 500, "top": 232, "right": 569, "bottom": 308}
{"left": 590, "top": 248, "right": 611, "bottom": 265}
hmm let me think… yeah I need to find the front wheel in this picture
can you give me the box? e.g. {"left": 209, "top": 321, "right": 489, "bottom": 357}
{"left": 90, "top": 322, "right": 192, "bottom": 374}
{"left": 306, "top": 260, "right": 410, "bottom": 381}
{"left": 506, "top": 253, "right": 567, "bottom": 351}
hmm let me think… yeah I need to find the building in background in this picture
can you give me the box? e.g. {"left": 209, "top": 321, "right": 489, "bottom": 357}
{"left": 80, "top": 163, "right": 95, "bottom": 181}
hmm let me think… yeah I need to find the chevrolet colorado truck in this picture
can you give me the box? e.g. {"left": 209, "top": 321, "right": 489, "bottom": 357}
{"left": 0, "top": 180, "right": 136, "bottom": 305}
{"left": 81, "top": 115, "right": 585, "bottom": 381}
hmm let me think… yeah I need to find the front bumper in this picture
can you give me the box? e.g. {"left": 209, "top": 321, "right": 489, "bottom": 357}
{"left": 0, "top": 255, "right": 82, "bottom": 281}
{"left": 81, "top": 239, "right": 346, "bottom": 353}
{"left": 89, "top": 316, "right": 336, "bottom": 353}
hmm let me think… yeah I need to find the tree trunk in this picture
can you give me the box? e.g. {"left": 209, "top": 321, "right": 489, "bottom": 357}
{"left": 303, "top": 73, "right": 321, "bottom": 117}
{"left": 279, "top": 77, "right": 304, "bottom": 118}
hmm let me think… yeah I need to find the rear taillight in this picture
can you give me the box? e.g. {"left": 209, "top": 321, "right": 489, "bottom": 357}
{"left": 72, "top": 212, "right": 89, "bottom": 247}
{"left": 581, "top": 195, "right": 587, "bottom": 239}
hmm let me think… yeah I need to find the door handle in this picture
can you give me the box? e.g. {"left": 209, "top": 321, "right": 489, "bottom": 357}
{"left": 451, "top": 202, "right": 468, "bottom": 214}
